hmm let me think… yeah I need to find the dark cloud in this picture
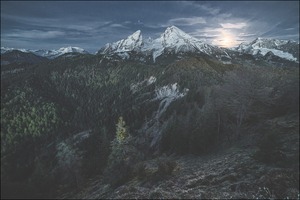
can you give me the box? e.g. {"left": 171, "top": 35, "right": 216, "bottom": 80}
{"left": 1, "top": 1, "right": 299, "bottom": 52}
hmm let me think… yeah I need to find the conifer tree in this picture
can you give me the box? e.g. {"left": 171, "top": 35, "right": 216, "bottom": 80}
{"left": 115, "top": 116, "right": 128, "bottom": 144}
{"left": 108, "top": 116, "right": 130, "bottom": 167}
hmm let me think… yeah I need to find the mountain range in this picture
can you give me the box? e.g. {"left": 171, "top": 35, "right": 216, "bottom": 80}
{"left": 1, "top": 46, "right": 89, "bottom": 60}
{"left": 235, "top": 37, "right": 299, "bottom": 62}
{"left": 98, "top": 26, "right": 230, "bottom": 62}
{"left": 1, "top": 26, "right": 299, "bottom": 65}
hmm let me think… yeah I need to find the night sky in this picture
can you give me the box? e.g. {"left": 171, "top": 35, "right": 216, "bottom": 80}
{"left": 1, "top": 1, "right": 299, "bottom": 53}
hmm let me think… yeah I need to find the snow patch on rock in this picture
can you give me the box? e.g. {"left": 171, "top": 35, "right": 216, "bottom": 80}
{"left": 130, "top": 76, "right": 157, "bottom": 93}
{"left": 154, "top": 83, "right": 188, "bottom": 118}
{"left": 117, "top": 52, "right": 130, "bottom": 59}
{"left": 147, "top": 76, "right": 157, "bottom": 85}
{"left": 252, "top": 48, "right": 297, "bottom": 61}
{"left": 155, "top": 83, "right": 185, "bottom": 100}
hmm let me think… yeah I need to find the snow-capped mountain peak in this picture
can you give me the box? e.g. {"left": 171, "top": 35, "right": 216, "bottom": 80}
{"left": 161, "top": 25, "right": 196, "bottom": 43}
{"left": 58, "top": 46, "right": 88, "bottom": 54}
{"left": 163, "top": 25, "right": 188, "bottom": 38}
{"left": 143, "top": 26, "right": 210, "bottom": 61}
{"left": 99, "top": 30, "right": 143, "bottom": 54}
{"left": 117, "top": 30, "right": 143, "bottom": 52}
{"left": 235, "top": 38, "right": 299, "bottom": 62}
{"left": 98, "top": 26, "right": 228, "bottom": 62}
{"left": 156, "top": 26, "right": 208, "bottom": 52}
{"left": 129, "top": 30, "right": 142, "bottom": 41}
{"left": 1, "top": 47, "right": 30, "bottom": 54}
{"left": 32, "top": 46, "right": 89, "bottom": 59}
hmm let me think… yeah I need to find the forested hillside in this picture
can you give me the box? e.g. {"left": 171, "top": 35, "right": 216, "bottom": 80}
{"left": 1, "top": 52, "right": 299, "bottom": 198}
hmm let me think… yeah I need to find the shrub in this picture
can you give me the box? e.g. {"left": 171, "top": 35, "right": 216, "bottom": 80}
{"left": 155, "top": 158, "right": 177, "bottom": 178}
{"left": 189, "top": 104, "right": 218, "bottom": 154}
{"left": 160, "top": 115, "right": 190, "bottom": 154}
{"left": 133, "top": 159, "right": 177, "bottom": 183}
{"left": 133, "top": 162, "right": 147, "bottom": 180}
{"left": 55, "top": 141, "right": 82, "bottom": 190}
{"left": 254, "top": 132, "right": 285, "bottom": 164}
{"left": 161, "top": 100, "right": 219, "bottom": 155}
{"left": 189, "top": 128, "right": 217, "bottom": 155}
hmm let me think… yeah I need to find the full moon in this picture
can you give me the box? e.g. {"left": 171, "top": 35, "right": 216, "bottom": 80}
{"left": 220, "top": 35, "right": 235, "bottom": 47}
{"left": 216, "top": 30, "right": 239, "bottom": 48}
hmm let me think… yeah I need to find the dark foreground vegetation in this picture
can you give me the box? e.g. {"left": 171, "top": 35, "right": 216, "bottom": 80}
{"left": 1, "top": 52, "right": 299, "bottom": 198}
